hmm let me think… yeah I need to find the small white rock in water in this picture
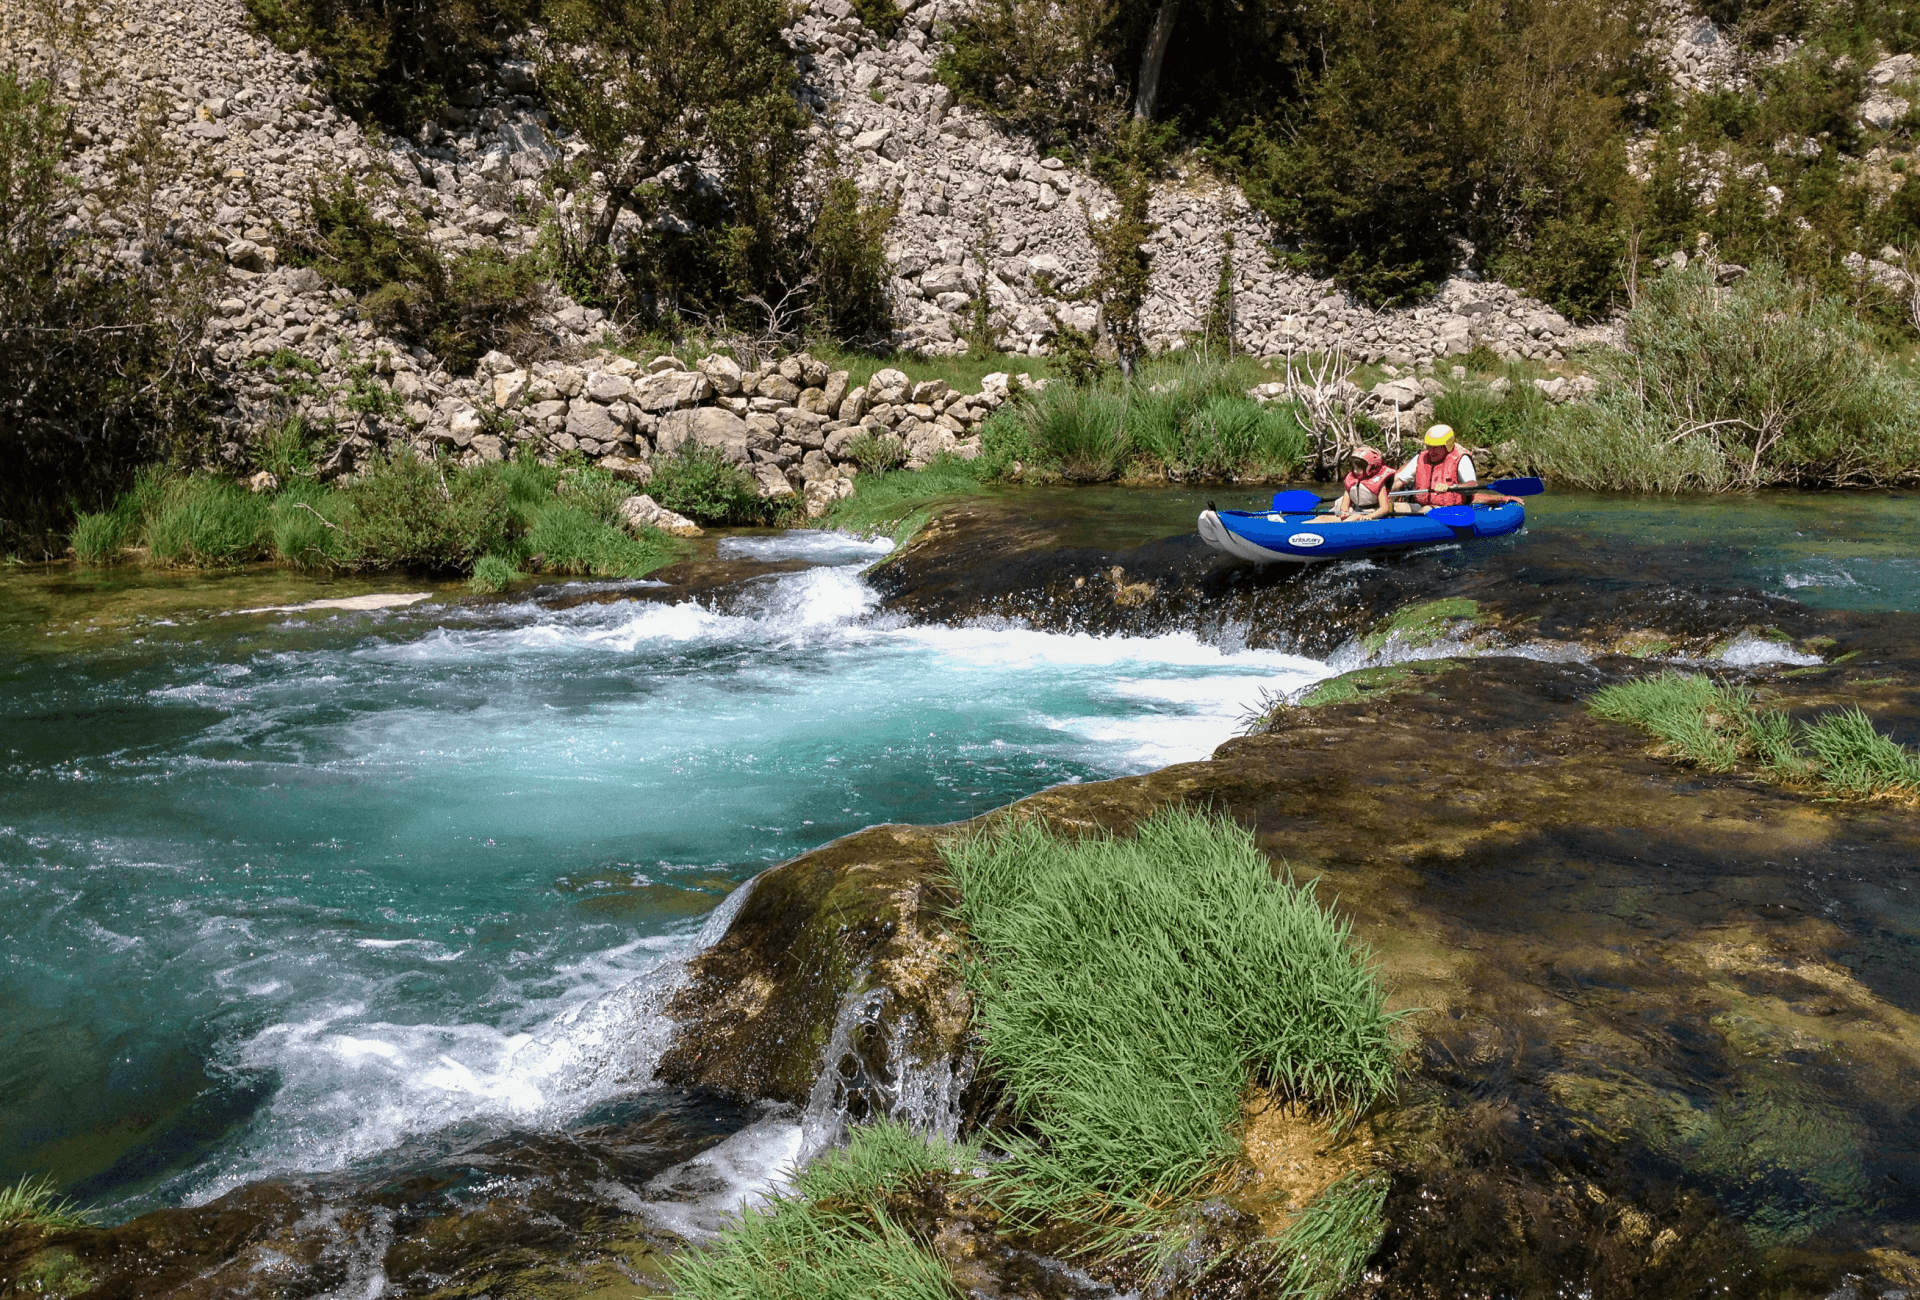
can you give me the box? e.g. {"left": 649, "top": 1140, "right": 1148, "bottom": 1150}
{"left": 620, "top": 493, "right": 703, "bottom": 537}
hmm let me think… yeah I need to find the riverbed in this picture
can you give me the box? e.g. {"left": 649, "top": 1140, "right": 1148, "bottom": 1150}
{"left": 1, "top": 485, "right": 1915, "bottom": 1252}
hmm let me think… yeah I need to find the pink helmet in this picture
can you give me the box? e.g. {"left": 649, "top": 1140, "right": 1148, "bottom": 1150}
{"left": 1348, "top": 445, "right": 1384, "bottom": 473}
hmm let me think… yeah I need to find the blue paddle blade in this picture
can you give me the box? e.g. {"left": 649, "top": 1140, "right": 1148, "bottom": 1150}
{"left": 1486, "top": 476, "right": 1545, "bottom": 496}
{"left": 1269, "top": 490, "right": 1323, "bottom": 512}
{"left": 1429, "top": 505, "right": 1478, "bottom": 526}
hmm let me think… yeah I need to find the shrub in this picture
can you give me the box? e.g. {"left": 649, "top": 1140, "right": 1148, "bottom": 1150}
{"left": 290, "top": 180, "right": 542, "bottom": 374}
{"left": 810, "top": 177, "right": 897, "bottom": 347}
{"left": 648, "top": 444, "right": 767, "bottom": 524}
{"left": 849, "top": 0, "right": 904, "bottom": 40}
{"left": 336, "top": 452, "right": 511, "bottom": 571}
{"left": 1018, "top": 383, "right": 1129, "bottom": 481}
{"left": 524, "top": 501, "right": 680, "bottom": 577}
{"left": 269, "top": 485, "right": 352, "bottom": 569}
{"left": 944, "top": 809, "right": 1400, "bottom": 1217}
{"left": 1, "top": 62, "right": 219, "bottom": 555}
{"left": 1517, "top": 265, "right": 1920, "bottom": 490}
{"left": 845, "top": 430, "right": 908, "bottom": 473}
{"left": 142, "top": 476, "right": 271, "bottom": 567}
{"left": 242, "top": 0, "right": 532, "bottom": 131}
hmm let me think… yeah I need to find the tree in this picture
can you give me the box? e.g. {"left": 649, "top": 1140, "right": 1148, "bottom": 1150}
{"left": 540, "top": 0, "right": 800, "bottom": 250}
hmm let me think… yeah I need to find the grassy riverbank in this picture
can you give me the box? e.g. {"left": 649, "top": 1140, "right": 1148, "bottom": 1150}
{"left": 67, "top": 453, "right": 695, "bottom": 590}
{"left": 669, "top": 809, "right": 1400, "bottom": 1296}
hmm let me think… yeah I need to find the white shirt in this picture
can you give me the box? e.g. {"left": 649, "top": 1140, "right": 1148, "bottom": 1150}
{"left": 1393, "top": 452, "right": 1475, "bottom": 490}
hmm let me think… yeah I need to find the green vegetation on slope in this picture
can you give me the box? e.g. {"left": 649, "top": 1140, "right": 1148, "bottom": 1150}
{"left": 1589, "top": 671, "right": 1920, "bottom": 800}
{"left": 941, "top": 0, "right": 1920, "bottom": 319}
{"left": 944, "top": 809, "right": 1400, "bottom": 1219}
{"left": 1, "top": 43, "right": 221, "bottom": 556}
{"left": 1513, "top": 265, "right": 1920, "bottom": 490}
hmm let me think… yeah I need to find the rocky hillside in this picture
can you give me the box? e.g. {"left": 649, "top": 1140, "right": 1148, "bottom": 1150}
{"left": 9, "top": 0, "right": 1616, "bottom": 476}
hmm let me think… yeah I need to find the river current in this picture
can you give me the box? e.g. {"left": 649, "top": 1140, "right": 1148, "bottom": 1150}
{"left": 0, "top": 531, "right": 1330, "bottom": 1217}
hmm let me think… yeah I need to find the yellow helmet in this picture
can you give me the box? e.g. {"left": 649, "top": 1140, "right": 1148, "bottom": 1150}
{"left": 1424, "top": 424, "right": 1456, "bottom": 447}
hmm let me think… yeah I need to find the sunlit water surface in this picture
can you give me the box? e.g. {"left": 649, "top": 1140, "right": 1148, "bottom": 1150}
{"left": 0, "top": 534, "right": 1329, "bottom": 1215}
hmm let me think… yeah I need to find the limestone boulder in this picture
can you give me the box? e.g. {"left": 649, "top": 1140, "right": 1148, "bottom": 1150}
{"left": 619, "top": 493, "right": 702, "bottom": 537}
{"left": 656, "top": 406, "right": 752, "bottom": 464}
{"left": 634, "top": 369, "right": 713, "bottom": 414}
{"left": 868, "top": 367, "right": 912, "bottom": 404}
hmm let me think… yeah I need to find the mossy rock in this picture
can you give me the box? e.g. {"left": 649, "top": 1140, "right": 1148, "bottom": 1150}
{"left": 1361, "top": 598, "right": 1481, "bottom": 654}
{"left": 656, "top": 825, "right": 975, "bottom": 1117}
{"left": 1296, "top": 659, "right": 1460, "bottom": 709}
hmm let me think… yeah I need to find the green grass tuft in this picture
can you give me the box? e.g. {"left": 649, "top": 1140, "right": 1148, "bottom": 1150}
{"left": 1588, "top": 672, "right": 1918, "bottom": 800}
{"left": 944, "top": 809, "right": 1400, "bottom": 1220}
{"left": 69, "top": 510, "right": 125, "bottom": 564}
{"left": 1265, "top": 1171, "right": 1388, "bottom": 1300}
{"left": 1798, "top": 707, "right": 1920, "bottom": 800}
{"left": 666, "top": 1121, "right": 974, "bottom": 1300}
{"left": 469, "top": 553, "right": 522, "bottom": 593}
{"left": 0, "top": 1174, "right": 93, "bottom": 1232}
{"left": 142, "top": 475, "right": 272, "bottom": 567}
{"left": 1361, "top": 598, "right": 1480, "bottom": 654}
{"left": 823, "top": 454, "right": 991, "bottom": 544}
{"left": 523, "top": 502, "right": 680, "bottom": 578}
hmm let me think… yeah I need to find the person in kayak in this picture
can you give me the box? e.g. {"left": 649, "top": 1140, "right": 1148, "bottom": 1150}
{"left": 1321, "top": 446, "right": 1395, "bottom": 521}
{"left": 1392, "top": 424, "right": 1509, "bottom": 512}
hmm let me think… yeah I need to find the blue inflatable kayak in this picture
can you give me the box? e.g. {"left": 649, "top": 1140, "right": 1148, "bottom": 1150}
{"left": 1198, "top": 498, "right": 1525, "bottom": 562}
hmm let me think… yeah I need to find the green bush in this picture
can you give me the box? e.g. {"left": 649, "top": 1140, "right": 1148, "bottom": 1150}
{"left": 845, "top": 430, "right": 908, "bottom": 473}
{"left": 290, "top": 180, "right": 542, "bottom": 374}
{"left": 524, "top": 501, "right": 679, "bottom": 577}
{"left": 242, "top": 0, "right": 532, "bottom": 131}
{"left": 810, "top": 177, "right": 897, "bottom": 347}
{"left": 648, "top": 444, "right": 767, "bottom": 524}
{"left": 1, "top": 63, "right": 219, "bottom": 555}
{"left": 849, "top": 0, "right": 904, "bottom": 40}
{"left": 1515, "top": 264, "right": 1920, "bottom": 490}
{"left": 142, "top": 477, "right": 272, "bottom": 567}
{"left": 1018, "top": 383, "right": 1129, "bottom": 481}
{"left": 257, "top": 418, "right": 321, "bottom": 481}
{"left": 945, "top": 809, "right": 1400, "bottom": 1218}
{"left": 336, "top": 452, "right": 512, "bottom": 571}
{"left": 269, "top": 485, "right": 353, "bottom": 569}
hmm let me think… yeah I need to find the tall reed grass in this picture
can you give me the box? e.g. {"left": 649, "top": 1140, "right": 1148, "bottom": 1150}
{"left": 1589, "top": 671, "right": 1918, "bottom": 799}
{"left": 943, "top": 809, "right": 1399, "bottom": 1220}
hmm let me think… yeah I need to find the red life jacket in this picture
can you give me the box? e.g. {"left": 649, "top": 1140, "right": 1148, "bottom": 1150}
{"left": 1414, "top": 445, "right": 1468, "bottom": 507}
{"left": 1343, "top": 464, "right": 1392, "bottom": 505}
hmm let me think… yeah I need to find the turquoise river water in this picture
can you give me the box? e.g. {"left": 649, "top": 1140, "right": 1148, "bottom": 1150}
{"left": 2, "top": 489, "right": 1915, "bottom": 1224}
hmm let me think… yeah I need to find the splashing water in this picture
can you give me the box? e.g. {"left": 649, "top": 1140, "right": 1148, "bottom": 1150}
{"left": 0, "top": 560, "right": 1330, "bottom": 1216}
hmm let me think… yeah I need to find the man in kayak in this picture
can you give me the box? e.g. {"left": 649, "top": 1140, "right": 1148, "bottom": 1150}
{"left": 1392, "top": 424, "right": 1509, "bottom": 512}
{"left": 1320, "top": 446, "right": 1395, "bottom": 521}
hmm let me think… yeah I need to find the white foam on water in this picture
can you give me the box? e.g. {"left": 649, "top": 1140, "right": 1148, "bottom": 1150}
{"left": 640, "top": 1112, "right": 807, "bottom": 1241}
{"left": 1714, "top": 632, "right": 1822, "bottom": 667}
{"left": 184, "top": 935, "right": 696, "bottom": 1206}
{"left": 717, "top": 530, "right": 895, "bottom": 564}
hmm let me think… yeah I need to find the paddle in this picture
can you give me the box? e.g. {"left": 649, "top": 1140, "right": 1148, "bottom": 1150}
{"left": 1266, "top": 490, "right": 1325, "bottom": 512}
{"left": 1386, "top": 476, "right": 1544, "bottom": 499}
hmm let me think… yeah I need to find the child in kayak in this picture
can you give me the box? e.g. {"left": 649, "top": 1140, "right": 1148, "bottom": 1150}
{"left": 1321, "top": 446, "right": 1395, "bottom": 521}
